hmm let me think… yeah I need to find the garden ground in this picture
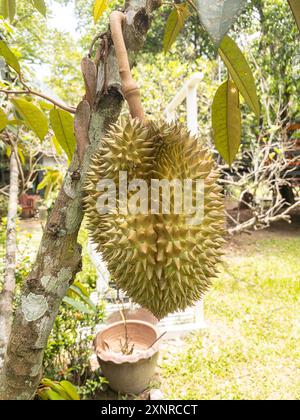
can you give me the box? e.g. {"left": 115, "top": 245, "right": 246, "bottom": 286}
{"left": 16, "top": 216, "right": 300, "bottom": 400}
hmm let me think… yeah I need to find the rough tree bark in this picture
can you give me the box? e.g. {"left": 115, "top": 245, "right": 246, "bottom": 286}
{"left": 0, "top": 148, "right": 19, "bottom": 369}
{"left": 0, "top": 0, "right": 161, "bottom": 400}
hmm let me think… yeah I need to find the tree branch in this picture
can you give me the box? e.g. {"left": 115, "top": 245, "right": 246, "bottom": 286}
{"left": 0, "top": 89, "right": 76, "bottom": 114}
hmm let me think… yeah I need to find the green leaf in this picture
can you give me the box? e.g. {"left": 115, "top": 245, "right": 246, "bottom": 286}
{"left": 50, "top": 107, "right": 76, "bottom": 161}
{"left": 212, "top": 79, "right": 241, "bottom": 166}
{"left": 94, "top": 0, "right": 108, "bottom": 24}
{"left": 60, "top": 381, "right": 80, "bottom": 401}
{"left": 40, "top": 379, "right": 70, "bottom": 400}
{"left": 218, "top": 36, "right": 260, "bottom": 118}
{"left": 12, "top": 98, "right": 48, "bottom": 141}
{"left": 37, "top": 169, "right": 61, "bottom": 198}
{"left": 73, "top": 280, "right": 90, "bottom": 297}
{"left": 0, "top": 108, "right": 8, "bottom": 131}
{"left": 31, "top": 0, "right": 46, "bottom": 16}
{"left": 163, "top": 4, "right": 190, "bottom": 53}
{"left": 195, "top": 0, "right": 247, "bottom": 46}
{"left": 0, "top": 40, "right": 20, "bottom": 74}
{"left": 44, "top": 389, "right": 66, "bottom": 401}
{"left": 68, "top": 284, "right": 97, "bottom": 312}
{"left": 63, "top": 296, "right": 95, "bottom": 315}
{"left": 288, "top": 0, "right": 300, "bottom": 32}
{"left": 0, "top": 0, "right": 16, "bottom": 21}
{"left": 52, "top": 135, "right": 62, "bottom": 156}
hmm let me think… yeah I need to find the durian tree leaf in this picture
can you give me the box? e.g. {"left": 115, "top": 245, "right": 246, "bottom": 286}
{"left": 218, "top": 35, "right": 260, "bottom": 118}
{"left": 0, "top": 0, "right": 16, "bottom": 21}
{"left": 163, "top": 3, "right": 190, "bottom": 52}
{"left": 195, "top": 0, "right": 248, "bottom": 46}
{"left": 212, "top": 79, "right": 241, "bottom": 166}
{"left": 0, "top": 108, "right": 8, "bottom": 131}
{"left": 60, "top": 381, "right": 80, "bottom": 401}
{"left": 52, "top": 135, "right": 63, "bottom": 156}
{"left": 0, "top": 40, "right": 20, "bottom": 74}
{"left": 50, "top": 107, "right": 76, "bottom": 161}
{"left": 12, "top": 98, "right": 49, "bottom": 141}
{"left": 31, "top": 0, "right": 46, "bottom": 17}
{"left": 288, "top": 0, "right": 300, "bottom": 32}
{"left": 7, "top": 119, "right": 24, "bottom": 126}
{"left": 93, "top": 0, "right": 108, "bottom": 24}
{"left": 63, "top": 296, "right": 95, "bottom": 315}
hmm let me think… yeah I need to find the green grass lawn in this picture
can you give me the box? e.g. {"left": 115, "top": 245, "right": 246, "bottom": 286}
{"left": 160, "top": 234, "right": 300, "bottom": 400}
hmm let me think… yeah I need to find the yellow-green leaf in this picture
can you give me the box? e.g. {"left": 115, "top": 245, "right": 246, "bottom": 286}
{"left": 50, "top": 107, "right": 76, "bottom": 161}
{"left": 163, "top": 4, "right": 190, "bottom": 53}
{"left": 7, "top": 119, "right": 23, "bottom": 126}
{"left": 44, "top": 389, "right": 66, "bottom": 401}
{"left": 0, "top": 0, "right": 16, "bottom": 21}
{"left": 73, "top": 280, "right": 90, "bottom": 297}
{"left": 0, "top": 108, "right": 8, "bottom": 131}
{"left": 93, "top": 0, "right": 108, "bottom": 24}
{"left": 40, "top": 379, "right": 70, "bottom": 400}
{"left": 32, "top": 0, "right": 46, "bottom": 17}
{"left": 0, "top": 40, "right": 20, "bottom": 74}
{"left": 212, "top": 80, "right": 241, "bottom": 166}
{"left": 52, "top": 135, "right": 62, "bottom": 156}
{"left": 12, "top": 98, "right": 48, "bottom": 141}
{"left": 60, "top": 381, "right": 80, "bottom": 401}
{"left": 288, "top": 0, "right": 300, "bottom": 32}
{"left": 17, "top": 146, "right": 25, "bottom": 165}
{"left": 218, "top": 36, "right": 260, "bottom": 118}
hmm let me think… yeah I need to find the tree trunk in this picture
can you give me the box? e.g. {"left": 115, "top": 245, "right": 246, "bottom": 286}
{"left": 0, "top": 149, "right": 19, "bottom": 369}
{"left": 0, "top": 0, "right": 161, "bottom": 400}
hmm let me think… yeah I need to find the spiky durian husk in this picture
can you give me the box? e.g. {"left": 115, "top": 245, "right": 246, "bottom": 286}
{"left": 83, "top": 118, "right": 225, "bottom": 319}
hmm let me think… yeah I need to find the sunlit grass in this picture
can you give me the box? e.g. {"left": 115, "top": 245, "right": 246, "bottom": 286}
{"left": 160, "top": 237, "right": 300, "bottom": 400}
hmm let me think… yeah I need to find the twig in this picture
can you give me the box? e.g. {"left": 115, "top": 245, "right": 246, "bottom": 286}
{"left": 186, "top": 0, "right": 198, "bottom": 14}
{"left": 147, "top": 331, "right": 167, "bottom": 349}
{"left": 88, "top": 32, "right": 108, "bottom": 58}
{"left": 0, "top": 88, "right": 76, "bottom": 114}
{"left": 0, "top": 186, "right": 9, "bottom": 196}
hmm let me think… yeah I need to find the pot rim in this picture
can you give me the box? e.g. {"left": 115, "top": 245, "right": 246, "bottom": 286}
{"left": 95, "top": 320, "right": 160, "bottom": 364}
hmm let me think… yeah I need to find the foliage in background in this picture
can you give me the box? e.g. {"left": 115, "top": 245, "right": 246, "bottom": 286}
{"left": 43, "top": 302, "right": 106, "bottom": 399}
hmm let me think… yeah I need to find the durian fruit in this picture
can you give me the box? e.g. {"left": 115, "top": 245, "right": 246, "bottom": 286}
{"left": 84, "top": 118, "right": 225, "bottom": 319}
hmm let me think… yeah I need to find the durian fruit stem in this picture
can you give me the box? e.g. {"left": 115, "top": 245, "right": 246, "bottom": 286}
{"left": 110, "top": 11, "right": 145, "bottom": 122}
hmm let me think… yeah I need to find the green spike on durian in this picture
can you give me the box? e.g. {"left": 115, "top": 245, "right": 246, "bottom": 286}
{"left": 83, "top": 118, "right": 225, "bottom": 319}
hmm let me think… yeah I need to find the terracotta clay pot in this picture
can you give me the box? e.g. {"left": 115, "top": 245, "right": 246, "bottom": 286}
{"left": 94, "top": 320, "right": 159, "bottom": 394}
